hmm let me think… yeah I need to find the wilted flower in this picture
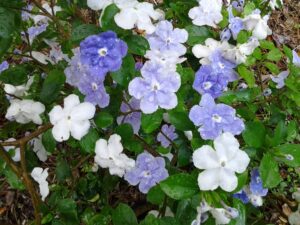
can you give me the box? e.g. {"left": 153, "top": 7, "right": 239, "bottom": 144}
{"left": 31, "top": 167, "right": 49, "bottom": 201}
{"left": 48, "top": 94, "right": 96, "bottom": 142}
{"left": 30, "top": 135, "right": 49, "bottom": 162}
{"left": 193, "top": 132, "right": 250, "bottom": 192}
{"left": 125, "top": 152, "right": 168, "bottom": 193}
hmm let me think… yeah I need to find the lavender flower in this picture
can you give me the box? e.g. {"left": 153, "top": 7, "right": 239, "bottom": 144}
{"left": 80, "top": 31, "right": 128, "bottom": 73}
{"left": 128, "top": 61, "right": 181, "bottom": 114}
{"left": 22, "top": 4, "right": 33, "bottom": 21}
{"left": 117, "top": 98, "right": 142, "bottom": 134}
{"left": 232, "top": 0, "right": 245, "bottom": 12}
{"left": 135, "top": 62, "right": 144, "bottom": 71}
{"left": 0, "top": 61, "right": 9, "bottom": 73}
{"left": 124, "top": 152, "right": 168, "bottom": 193}
{"left": 147, "top": 20, "right": 188, "bottom": 56}
{"left": 228, "top": 7, "right": 244, "bottom": 40}
{"left": 270, "top": 71, "right": 289, "bottom": 89}
{"left": 221, "top": 28, "right": 232, "bottom": 41}
{"left": 193, "top": 51, "right": 237, "bottom": 98}
{"left": 233, "top": 190, "right": 249, "bottom": 203}
{"left": 23, "top": 23, "right": 48, "bottom": 44}
{"left": 292, "top": 50, "right": 300, "bottom": 67}
{"left": 189, "top": 94, "right": 245, "bottom": 140}
{"left": 249, "top": 169, "right": 268, "bottom": 197}
{"left": 78, "top": 72, "right": 109, "bottom": 108}
{"left": 157, "top": 125, "right": 178, "bottom": 148}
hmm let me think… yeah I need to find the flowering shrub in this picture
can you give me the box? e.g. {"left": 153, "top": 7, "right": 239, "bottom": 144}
{"left": 0, "top": 0, "right": 299, "bottom": 224}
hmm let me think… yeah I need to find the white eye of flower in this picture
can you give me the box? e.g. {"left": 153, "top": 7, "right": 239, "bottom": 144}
{"left": 285, "top": 154, "right": 294, "bottom": 161}
{"left": 212, "top": 114, "right": 222, "bottom": 123}
{"left": 91, "top": 82, "right": 98, "bottom": 91}
{"left": 98, "top": 48, "right": 108, "bottom": 56}
{"left": 203, "top": 82, "right": 213, "bottom": 90}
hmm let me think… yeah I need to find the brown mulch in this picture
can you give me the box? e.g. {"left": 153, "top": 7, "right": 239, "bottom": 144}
{"left": 269, "top": 0, "right": 300, "bottom": 49}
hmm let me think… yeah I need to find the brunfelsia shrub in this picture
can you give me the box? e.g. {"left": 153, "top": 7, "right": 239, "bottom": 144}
{"left": 0, "top": 0, "right": 299, "bottom": 224}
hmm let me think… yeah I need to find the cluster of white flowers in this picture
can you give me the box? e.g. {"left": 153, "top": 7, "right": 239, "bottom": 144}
{"left": 31, "top": 167, "right": 49, "bottom": 201}
{"left": 94, "top": 134, "right": 135, "bottom": 177}
{"left": 88, "top": 0, "right": 164, "bottom": 34}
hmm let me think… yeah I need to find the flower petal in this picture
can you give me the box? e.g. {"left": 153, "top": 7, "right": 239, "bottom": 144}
{"left": 219, "top": 168, "right": 238, "bottom": 192}
{"left": 214, "top": 132, "right": 239, "bottom": 162}
{"left": 226, "top": 150, "right": 250, "bottom": 173}
{"left": 52, "top": 119, "right": 70, "bottom": 142}
{"left": 197, "top": 168, "right": 220, "bottom": 191}
{"left": 193, "top": 145, "right": 219, "bottom": 169}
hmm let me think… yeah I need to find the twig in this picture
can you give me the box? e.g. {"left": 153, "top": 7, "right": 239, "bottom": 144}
{"left": 134, "top": 135, "right": 159, "bottom": 156}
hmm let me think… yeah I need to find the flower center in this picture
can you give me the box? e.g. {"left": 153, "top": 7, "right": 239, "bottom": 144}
{"left": 218, "top": 62, "right": 225, "bottom": 69}
{"left": 203, "top": 82, "right": 212, "bottom": 90}
{"left": 91, "top": 82, "right": 98, "bottom": 91}
{"left": 98, "top": 48, "right": 107, "bottom": 57}
{"left": 212, "top": 114, "right": 222, "bottom": 123}
{"left": 221, "top": 161, "right": 226, "bottom": 167}
{"left": 143, "top": 171, "right": 151, "bottom": 177}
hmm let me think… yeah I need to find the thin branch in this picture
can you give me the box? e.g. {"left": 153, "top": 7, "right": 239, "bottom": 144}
{"left": 134, "top": 135, "right": 159, "bottom": 157}
{"left": 0, "top": 145, "right": 22, "bottom": 177}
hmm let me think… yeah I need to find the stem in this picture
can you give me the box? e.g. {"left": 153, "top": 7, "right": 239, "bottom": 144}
{"left": 160, "top": 131, "right": 179, "bottom": 166}
{"left": 134, "top": 135, "right": 159, "bottom": 157}
{"left": 0, "top": 145, "right": 22, "bottom": 177}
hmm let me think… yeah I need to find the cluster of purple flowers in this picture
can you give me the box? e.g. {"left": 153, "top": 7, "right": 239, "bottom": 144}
{"left": 233, "top": 169, "right": 268, "bottom": 207}
{"left": 65, "top": 31, "right": 127, "bottom": 108}
{"left": 124, "top": 152, "right": 168, "bottom": 193}
{"left": 128, "top": 20, "right": 188, "bottom": 114}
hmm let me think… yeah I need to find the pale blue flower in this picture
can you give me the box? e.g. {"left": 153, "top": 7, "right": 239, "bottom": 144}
{"left": 157, "top": 124, "right": 178, "bottom": 148}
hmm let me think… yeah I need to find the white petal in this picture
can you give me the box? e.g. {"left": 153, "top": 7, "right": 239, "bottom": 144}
{"left": 114, "top": 8, "right": 138, "bottom": 30}
{"left": 197, "top": 169, "right": 220, "bottom": 191}
{"left": 95, "top": 139, "right": 109, "bottom": 159}
{"left": 219, "top": 168, "right": 238, "bottom": 192}
{"left": 49, "top": 105, "right": 64, "bottom": 125}
{"left": 210, "top": 208, "right": 231, "bottom": 225}
{"left": 192, "top": 45, "right": 212, "bottom": 59}
{"left": 70, "top": 120, "right": 90, "bottom": 140}
{"left": 108, "top": 134, "right": 123, "bottom": 155}
{"left": 64, "top": 94, "right": 80, "bottom": 112}
{"left": 193, "top": 145, "right": 220, "bottom": 169}
{"left": 87, "top": 0, "right": 112, "bottom": 10}
{"left": 39, "top": 182, "right": 49, "bottom": 201}
{"left": 52, "top": 119, "right": 70, "bottom": 142}
{"left": 226, "top": 150, "right": 250, "bottom": 173}
{"left": 70, "top": 102, "right": 95, "bottom": 121}
{"left": 214, "top": 132, "right": 239, "bottom": 162}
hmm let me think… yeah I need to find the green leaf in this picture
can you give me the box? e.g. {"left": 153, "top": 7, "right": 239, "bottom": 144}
{"left": 0, "top": 37, "right": 12, "bottom": 58}
{"left": 237, "top": 65, "right": 255, "bottom": 88}
{"left": 269, "top": 121, "right": 287, "bottom": 147}
{"left": 168, "top": 111, "right": 194, "bottom": 131}
{"left": 147, "top": 185, "right": 165, "bottom": 205}
{"left": 100, "top": 4, "right": 122, "bottom": 34}
{"left": 259, "top": 153, "right": 282, "bottom": 188}
{"left": 124, "top": 35, "right": 149, "bottom": 56}
{"left": 242, "top": 121, "right": 266, "bottom": 148}
{"left": 80, "top": 129, "right": 99, "bottom": 154}
{"left": 42, "top": 130, "right": 56, "bottom": 153}
{"left": 57, "top": 199, "right": 79, "bottom": 225}
{"left": 237, "top": 30, "right": 251, "bottom": 44}
{"left": 71, "top": 24, "right": 100, "bottom": 43}
{"left": 112, "top": 203, "right": 138, "bottom": 225}
{"left": 185, "top": 25, "right": 213, "bottom": 46}
{"left": 266, "top": 48, "right": 282, "bottom": 62}
{"left": 115, "top": 123, "right": 134, "bottom": 140}
{"left": 111, "top": 54, "right": 135, "bottom": 87}
{"left": 0, "top": 7, "right": 20, "bottom": 38}
{"left": 94, "top": 112, "right": 114, "bottom": 128}
{"left": 4, "top": 168, "right": 25, "bottom": 190}
{"left": 175, "top": 200, "right": 197, "bottom": 225}
{"left": 160, "top": 173, "right": 198, "bottom": 200}
{"left": 141, "top": 109, "right": 163, "bottom": 134}
{"left": 40, "top": 69, "right": 65, "bottom": 104}
{"left": 276, "top": 144, "right": 300, "bottom": 167}
{"left": 230, "top": 199, "right": 246, "bottom": 225}
{"left": 139, "top": 215, "right": 159, "bottom": 225}
{"left": 56, "top": 160, "right": 71, "bottom": 182}
{"left": 260, "top": 40, "right": 275, "bottom": 50}
{"left": 264, "top": 62, "right": 280, "bottom": 74}
{"left": 177, "top": 66, "right": 194, "bottom": 84}
{"left": 0, "top": 65, "right": 29, "bottom": 85}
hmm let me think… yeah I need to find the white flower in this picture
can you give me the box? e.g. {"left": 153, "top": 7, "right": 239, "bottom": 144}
{"left": 3, "top": 138, "right": 20, "bottom": 162}
{"left": 5, "top": 99, "right": 45, "bottom": 125}
{"left": 30, "top": 135, "right": 49, "bottom": 162}
{"left": 193, "top": 132, "right": 250, "bottom": 192}
{"left": 31, "top": 167, "right": 49, "bottom": 201}
{"left": 192, "top": 38, "right": 234, "bottom": 65}
{"left": 243, "top": 12, "right": 272, "bottom": 40}
{"left": 270, "top": 70, "right": 289, "bottom": 89}
{"left": 184, "top": 131, "right": 193, "bottom": 141}
{"left": 31, "top": 51, "right": 52, "bottom": 65}
{"left": 87, "top": 0, "right": 113, "bottom": 11}
{"left": 145, "top": 50, "right": 186, "bottom": 72}
{"left": 114, "top": 0, "right": 164, "bottom": 34}
{"left": 31, "top": 3, "right": 62, "bottom": 24}
{"left": 94, "top": 134, "right": 135, "bottom": 177}
{"left": 4, "top": 76, "right": 34, "bottom": 97}
{"left": 48, "top": 94, "right": 96, "bottom": 142}
{"left": 269, "top": 0, "right": 283, "bottom": 10}
{"left": 189, "top": 0, "right": 223, "bottom": 28}
{"left": 223, "top": 37, "right": 260, "bottom": 64}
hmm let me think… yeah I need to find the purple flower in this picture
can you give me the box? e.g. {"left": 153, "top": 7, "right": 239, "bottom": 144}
{"left": 128, "top": 61, "right": 181, "bottom": 114}
{"left": 80, "top": 31, "right": 128, "bottom": 73}
{"left": 232, "top": 0, "right": 244, "bottom": 12}
{"left": 221, "top": 28, "right": 232, "bottom": 41}
{"left": 0, "top": 61, "right": 9, "bottom": 73}
{"left": 135, "top": 62, "right": 144, "bottom": 71}
{"left": 157, "top": 124, "right": 178, "bottom": 148}
{"left": 117, "top": 98, "right": 142, "bottom": 134}
{"left": 228, "top": 7, "right": 244, "bottom": 39}
{"left": 64, "top": 49, "right": 90, "bottom": 87}
{"left": 292, "top": 50, "right": 300, "bottom": 67}
{"left": 23, "top": 23, "right": 48, "bottom": 44}
{"left": 189, "top": 94, "right": 245, "bottom": 140}
{"left": 124, "top": 152, "right": 168, "bottom": 193}
{"left": 270, "top": 70, "right": 289, "bottom": 89}
{"left": 78, "top": 72, "right": 110, "bottom": 108}
{"left": 147, "top": 20, "right": 188, "bottom": 56}
{"left": 233, "top": 190, "right": 250, "bottom": 203}
{"left": 193, "top": 52, "right": 237, "bottom": 98}
{"left": 22, "top": 4, "right": 33, "bottom": 21}
{"left": 249, "top": 169, "right": 268, "bottom": 197}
